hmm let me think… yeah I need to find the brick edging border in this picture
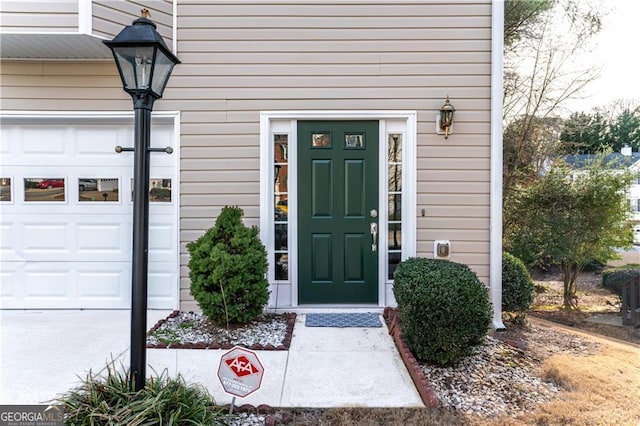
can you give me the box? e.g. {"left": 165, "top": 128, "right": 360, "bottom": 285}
{"left": 146, "top": 311, "right": 297, "bottom": 350}
{"left": 383, "top": 307, "right": 439, "bottom": 408}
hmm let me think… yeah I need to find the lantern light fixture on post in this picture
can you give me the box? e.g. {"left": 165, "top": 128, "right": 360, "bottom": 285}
{"left": 103, "top": 9, "right": 180, "bottom": 392}
{"left": 437, "top": 96, "right": 456, "bottom": 139}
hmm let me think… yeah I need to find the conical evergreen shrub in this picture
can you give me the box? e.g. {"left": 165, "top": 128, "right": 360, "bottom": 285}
{"left": 187, "top": 206, "right": 269, "bottom": 325}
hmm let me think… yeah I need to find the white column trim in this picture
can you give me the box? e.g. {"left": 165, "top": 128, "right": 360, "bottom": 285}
{"left": 491, "top": 0, "right": 506, "bottom": 330}
{"left": 172, "top": 0, "right": 178, "bottom": 54}
{"left": 78, "top": 0, "right": 92, "bottom": 35}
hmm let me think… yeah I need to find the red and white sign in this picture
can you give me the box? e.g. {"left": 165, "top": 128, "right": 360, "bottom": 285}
{"left": 217, "top": 346, "right": 265, "bottom": 398}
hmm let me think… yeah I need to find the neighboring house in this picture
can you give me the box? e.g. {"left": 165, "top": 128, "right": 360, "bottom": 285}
{"left": 563, "top": 146, "right": 640, "bottom": 244}
{"left": 0, "top": 1, "right": 505, "bottom": 328}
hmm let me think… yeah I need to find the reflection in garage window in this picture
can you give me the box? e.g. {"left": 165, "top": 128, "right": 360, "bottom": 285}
{"left": 24, "top": 178, "right": 65, "bottom": 202}
{"left": 130, "top": 178, "right": 172, "bottom": 203}
{"left": 78, "top": 178, "right": 119, "bottom": 202}
{"left": 0, "top": 178, "right": 11, "bottom": 202}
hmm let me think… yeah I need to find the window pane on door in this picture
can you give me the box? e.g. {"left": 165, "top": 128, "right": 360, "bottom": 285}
{"left": 24, "top": 178, "right": 65, "bottom": 202}
{"left": 388, "top": 134, "right": 402, "bottom": 162}
{"left": 131, "top": 179, "right": 172, "bottom": 202}
{"left": 388, "top": 164, "right": 402, "bottom": 191}
{"left": 78, "top": 178, "right": 119, "bottom": 202}
{"left": 388, "top": 223, "right": 402, "bottom": 250}
{"left": 275, "top": 253, "right": 288, "bottom": 280}
{"left": 0, "top": 178, "right": 11, "bottom": 201}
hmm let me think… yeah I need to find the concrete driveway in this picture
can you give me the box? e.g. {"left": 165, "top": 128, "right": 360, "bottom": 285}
{"left": 0, "top": 310, "right": 169, "bottom": 404}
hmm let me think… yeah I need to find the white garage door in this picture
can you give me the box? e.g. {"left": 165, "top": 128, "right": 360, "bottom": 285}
{"left": 0, "top": 115, "right": 179, "bottom": 309}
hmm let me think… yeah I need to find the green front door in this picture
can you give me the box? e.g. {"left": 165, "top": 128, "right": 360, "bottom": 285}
{"left": 298, "top": 121, "right": 379, "bottom": 304}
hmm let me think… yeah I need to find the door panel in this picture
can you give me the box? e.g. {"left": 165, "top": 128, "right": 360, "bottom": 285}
{"left": 312, "top": 160, "right": 333, "bottom": 217}
{"left": 344, "top": 160, "right": 365, "bottom": 217}
{"left": 298, "top": 120, "right": 378, "bottom": 304}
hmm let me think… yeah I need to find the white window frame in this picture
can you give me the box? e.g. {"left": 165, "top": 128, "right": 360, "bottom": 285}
{"left": 259, "top": 111, "right": 417, "bottom": 308}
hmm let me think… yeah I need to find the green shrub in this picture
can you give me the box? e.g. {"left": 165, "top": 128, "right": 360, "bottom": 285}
{"left": 187, "top": 206, "right": 269, "bottom": 326}
{"left": 393, "top": 257, "right": 492, "bottom": 367}
{"left": 602, "top": 264, "right": 640, "bottom": 297}
{"left": 149, "top": 187, "right": 171, "bottom": 200}
{"left": 502, "top": 252, "right": 535, "bottom": 318}
{"left": 58, "top": 364, "right": 224, "bottom": 425}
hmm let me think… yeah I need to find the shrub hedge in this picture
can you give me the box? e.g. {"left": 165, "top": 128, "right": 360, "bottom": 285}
{"left": 393, "top": 257, "right": 492, "bottom": 366}
{"left": 602, "top": 264, "right": 640, "bottom": 297}
{"left": 502, "top": 252, "right": 535, "bottom": 314}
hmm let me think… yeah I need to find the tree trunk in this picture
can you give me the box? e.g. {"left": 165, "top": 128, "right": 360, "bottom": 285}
{"left": 561, "top": 261, "right": 580, "bottom": 310}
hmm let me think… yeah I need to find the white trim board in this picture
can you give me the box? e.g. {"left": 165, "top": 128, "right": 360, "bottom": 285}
{"left": 260, "top": 111, "right": 417, "bottom": 309}
{"left": 491, "top": 0, "right": 506, "bottom": 330}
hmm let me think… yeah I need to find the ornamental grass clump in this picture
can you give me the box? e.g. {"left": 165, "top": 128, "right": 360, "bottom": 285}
{"left": 58, "top": 364, "right": 224, "bottom": 425}
{"left": 187, "top": 206, "right": 269, "bottom": 326}
{"left": 393, "top": 257, "right": 492, "bottom": 367}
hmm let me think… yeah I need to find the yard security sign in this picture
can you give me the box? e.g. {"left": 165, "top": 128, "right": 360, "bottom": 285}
{"left": 217, "top": 346, "right": 265, "bottom": 398}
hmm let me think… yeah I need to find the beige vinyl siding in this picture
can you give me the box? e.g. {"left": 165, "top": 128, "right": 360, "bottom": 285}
{"left": 0, "top": 61, "right": 130, "bottom": 111}
{"left": 92, "top": 0, "right": 173, "bottom": 45}
{"left": 0, "top": 1, "right": 493, "bottom": 310}
{"left": 0, "top": 0, "right": 79, "bottom": 32}
{"left": 174, "top": 0, "right": 492, "bottom": 309}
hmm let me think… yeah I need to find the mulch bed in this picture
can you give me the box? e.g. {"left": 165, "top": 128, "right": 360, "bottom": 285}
{"left": 146, "top": 310, "right": 297, "bottom": 350}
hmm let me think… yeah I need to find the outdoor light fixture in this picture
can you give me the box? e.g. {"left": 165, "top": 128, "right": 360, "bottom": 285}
{"left": 103, "top": 10, "right": 180, "bottom": 392}
{"left": 438, "top": 96, "right": 456, "bottom": 139}
{"left": 104, "top": 10, "right": 180, "bottom": 103}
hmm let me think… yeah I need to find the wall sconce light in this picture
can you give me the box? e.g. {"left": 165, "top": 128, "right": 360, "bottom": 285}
{"left": 437, "top": 96, "right": 455, "bottom": 139}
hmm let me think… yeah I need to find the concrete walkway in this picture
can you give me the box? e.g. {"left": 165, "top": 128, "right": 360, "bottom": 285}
{"left": 0, "top": 310, "right": 423, "bottom": 407}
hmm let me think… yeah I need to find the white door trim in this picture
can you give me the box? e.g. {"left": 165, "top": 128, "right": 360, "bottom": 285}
{"left": 259, "top": 111, "right": 417, "bottom": 308}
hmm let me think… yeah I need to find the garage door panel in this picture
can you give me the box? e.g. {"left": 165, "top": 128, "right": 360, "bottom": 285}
{"left": 148, "top": 262, "right": 177, "bottom": 309}
{"left": 1, "top": 118, "right": 178, "bottom": 309}
{"left": 0, "top": 263, "right": 20, "bottom": 300}
{"left": 76, "top": 223, "right": 127, "bottom": 255}
{"left": 77, "top": 264, "right": 130, "bottom": 308}
{"left": 20, "top": 127, "right": 67, "bottom": 157}
{"left": 149, "top": 221, "right": 176, "bottom": 263}
{"left": 75, "top": 126, "right": 132, "bottom": 158}
{"left": 25, "top": 267, "right": 73, "bottom": 299}
{"left": 23, "top": 223, "right": 71, "bottom": 256}
{"left": 1, "top": 222, "right": 20, "bottom": 261}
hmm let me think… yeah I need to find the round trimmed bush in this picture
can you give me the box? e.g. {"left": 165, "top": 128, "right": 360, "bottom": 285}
{"left": 502, "top": 252, "right": 535, "bottom": 314}
{"left": 187, "top": 206, "right": 269, "bottom": 326}
{"left": 393, "top": 257, "right": 492, "bottom": 366}
{"left": 602, "top": 265, "right": 640, "bottom": 297}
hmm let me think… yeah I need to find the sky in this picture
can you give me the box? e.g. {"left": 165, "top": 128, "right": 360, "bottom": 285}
{"left": 564, "top": 1, "right": 640, "bottom": 113}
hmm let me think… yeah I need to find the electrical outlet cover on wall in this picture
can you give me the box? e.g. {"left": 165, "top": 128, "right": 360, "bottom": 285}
{"left": 433, "top": 240, "right": 451, "bottom": 260}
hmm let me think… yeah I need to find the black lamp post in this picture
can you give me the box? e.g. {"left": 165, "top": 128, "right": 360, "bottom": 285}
{"left": 103, "top": 11, "right": 180, "bottom": 392}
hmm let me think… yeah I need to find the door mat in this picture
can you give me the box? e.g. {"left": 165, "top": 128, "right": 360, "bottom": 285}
{"left": 305, "top": 313, "right": 382, "bottom": 328}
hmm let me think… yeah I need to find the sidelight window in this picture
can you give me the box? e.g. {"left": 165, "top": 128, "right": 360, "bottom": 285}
{"left": 274, "top": 134, "right": 289, "bottom": 280}
{"left": 387, "top": 134, "right": 403, "bottom": 279}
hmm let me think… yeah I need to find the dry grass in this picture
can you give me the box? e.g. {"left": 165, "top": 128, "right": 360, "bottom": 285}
{"left": 472, "top": 327, "right": 640, "bottom": 426}
{"left": 528, "top": 343, "right": 640, "bottom": 425}
{"left": 271, "top": 324, "right": 640, "bottom": 425}
{"left": 267, "top": 269, "right": 640, "bottom": 425}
